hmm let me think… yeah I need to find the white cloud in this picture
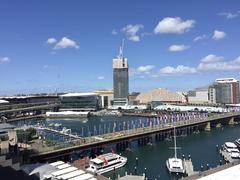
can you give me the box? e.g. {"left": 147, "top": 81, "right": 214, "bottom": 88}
{"left": 0, "top": 57, "right": 10, "bottom": 64}
{"left": 198, "top": 56, "right": 240, "bottom": 71}
{"left": 112, "top": 29, "right": 118, "bottom": 35}
{"left": 154, "top": 17, "right": 195, "bottom": 34}
{"left": 54, "top": 37, "right": 79, "bottom": 49}
{"left": 212, "top": 30, "right": 226, "bottom": 40}
{"left": 46, "top": 38, "right": 57, "bottom": 44}
{"left": 121, "top": 24, "right": 144, "bottom": 42}
{"left": 200, "top": 54, "right": 224, "bottom": 63}
{"left": 159, "top": 65, "right": 197, "bottom": 75}
{"left": 218, "top": 11, "right": 240, "bottom": 19}
{"left": 193, "top": 34, "right": 207, "bottom": 42}
{"left": 169, "top": 44, "right": 190, "bottom": 52}
{"left": 137, "top": 65, "right": 155, "bottom": 73}
{"left": 43, "top": 65, "right": 49, "bottom": 69}
{"left": 130, "top": 65, "right": 155, "bottom": 77}
{"left": 97, "top": 76, "right": 105, "bottom": 80}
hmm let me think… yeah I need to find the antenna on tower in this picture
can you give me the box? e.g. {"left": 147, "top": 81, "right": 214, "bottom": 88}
{"left": 118, "top": 39, "right": 125, "bottom": 59}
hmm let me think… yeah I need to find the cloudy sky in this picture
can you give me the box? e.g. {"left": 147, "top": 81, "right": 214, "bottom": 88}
{"left": 0, "top": 0, "right": 240, "bottom": 95}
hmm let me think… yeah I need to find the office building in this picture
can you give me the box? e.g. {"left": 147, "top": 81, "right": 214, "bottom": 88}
{"left": 208, "top": 78, "right": 239, "bottom": 104}
{"left": 60, "top": 93, "right": 102, "bottom": 111}
{"left": 112, "top": 42, "right": 129, "bottom": 105}
{"left": 94, "top": 90, "right": 113, "bottom": 108}
{"left": 188, "top": 88, "right": 209, "bottom": 104}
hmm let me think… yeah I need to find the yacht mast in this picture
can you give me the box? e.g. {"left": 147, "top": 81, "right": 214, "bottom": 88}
{"left": 174, "top": 126, "right": 177, "bottom": 158}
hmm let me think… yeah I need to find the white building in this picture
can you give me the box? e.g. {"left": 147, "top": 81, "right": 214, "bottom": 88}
{"left": 188, "top": 88, "right": 209, "bottom": 104}
{"left": 94, "top": 90, "right": 113, "bottom": 108}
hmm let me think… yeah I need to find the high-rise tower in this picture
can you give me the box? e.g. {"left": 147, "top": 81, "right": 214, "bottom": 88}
{"left": 112, "top": 40, "right": 129, "bottom": 105}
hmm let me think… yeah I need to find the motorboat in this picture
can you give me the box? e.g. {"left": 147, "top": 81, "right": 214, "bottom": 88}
{"left": 86, "top": 153, "right": 127, "bottom": 174}
{"left": 222, "top": 142, "right": 240, "bottom": 159}
{"left": 223, "top": 142, "right": 238, "bottom": 153}
{"left": 235, "top": 139, "right": 240, "bottom": 148}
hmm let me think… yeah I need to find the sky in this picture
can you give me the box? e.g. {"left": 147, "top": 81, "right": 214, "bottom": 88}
{"left": 0, "top": 0, "right": 240, "bottom": 95}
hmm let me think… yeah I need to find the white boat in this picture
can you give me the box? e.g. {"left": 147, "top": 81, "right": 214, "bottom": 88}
{"left": 166, "top": 127, "right": 185, "bottom": 174}
{"left": 222, "top": 142, "right": 240, "bottom": 159}
{"left": 235, "top": 139, "right": 240, "bottom": 148}
{"left": 46, "top": 111, "right": 89, "bottom": 118}
{"left": 223, "top": 142, "right": 238, "bottom": 153}
{"left": 86, "top": 153, "right": 127, "bottom": 174}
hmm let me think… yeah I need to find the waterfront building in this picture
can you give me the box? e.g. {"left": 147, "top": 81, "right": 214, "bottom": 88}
{"left": 22, "top": 161, "right": 102, "bottom": 180}
{"left": 59, "top": 93, "right": 102, "bottom": 111}
{"left": 154, "top": 104, "right": 223, "bottom": 112}
{"left": 0, "top": 123, "right": 19, "bottom": 170}
{"left": 208, "top": 78, "right": 239, "bottom": 104}
{"left": 0, "top": 94, "right": 59, "bottom": 104}
{"left": 128, "top": 92, "right": 140, "bottom": 105}
{"left": 112, "top": 42, "right": 129, "bottom": 106}
{"left": 94, "top": 90, "right": 113, "bottom": 108}
{"left": 188, "top": 88, "right": 209, "bottom": 104}
{"left": 136, "top": 88, "right": 186, "bottom": 104}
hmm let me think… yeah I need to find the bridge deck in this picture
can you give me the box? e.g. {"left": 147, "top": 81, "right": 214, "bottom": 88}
{"left": 30, "top": 112, "right": 240, "bottom": 160}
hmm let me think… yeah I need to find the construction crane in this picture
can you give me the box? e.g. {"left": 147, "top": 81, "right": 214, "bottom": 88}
{"left": 118, "top": 39, "right": 125, "bottom": 59}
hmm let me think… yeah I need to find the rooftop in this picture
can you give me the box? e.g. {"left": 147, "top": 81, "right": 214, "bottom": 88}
{"left": 61, "top": 93, "right": 99, "bottom": 97}
{"left": 216, "top": 78, "right": 238, "bottom": 83}
{"left": 198, "top": 163, "right": 240, "bottom": 180}
{"left": 0, "top": 123, "right": 16, "bottom": 133}
{"left": 225, "top": 142, "right": 237, "bottom": 148}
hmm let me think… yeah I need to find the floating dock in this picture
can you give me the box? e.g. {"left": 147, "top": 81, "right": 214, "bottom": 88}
{"left": 184, "top": 159, "right": 199, "bottom": 176}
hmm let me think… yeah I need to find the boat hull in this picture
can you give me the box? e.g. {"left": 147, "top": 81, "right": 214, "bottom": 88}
{"left": 87, "top": 156, "right": 127, "bottom": 175}
{"left": 166, "top": 160, "right": 185, "bottom": 174}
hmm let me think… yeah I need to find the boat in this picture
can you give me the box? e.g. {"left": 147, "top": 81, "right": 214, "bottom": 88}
{"left": 166, "top": 127, "right": 185, "bottom": 174}
{"left": 223, "top": 142, "right": 238, "bottom": 153}
{"left": 222, "top": 142, "right": 240, "bottom": 159}
{"left": 235, "top": 139, "right": 240, "bottom": 148}
{"left": 86, "top": 153, "right": 127, "bottom": 174}
{"left": 46, "top": 111, "right": 89, "bottom": 118}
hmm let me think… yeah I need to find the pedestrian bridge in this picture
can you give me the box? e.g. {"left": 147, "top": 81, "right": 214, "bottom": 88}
{"left": 30, "top": 112, "right": 240, "bottom": 162}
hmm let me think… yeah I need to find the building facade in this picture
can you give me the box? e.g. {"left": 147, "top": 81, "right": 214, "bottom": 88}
{"left": 136, "top": 88, "right": 186, "bottom": 104}
{"left": 188, "top": 88, "right": 209, "bottom": 104}
{"left": 112, "top": 57, "right": 129, "bottom": 105}
{"left": 60, "top": 93, "right": 102, "bottom": 111}
{"left": 208, "top": 78, "right": 239, "bottom": 104}
{"left": 94, "top": 90, "right": 113, "bottom": 108}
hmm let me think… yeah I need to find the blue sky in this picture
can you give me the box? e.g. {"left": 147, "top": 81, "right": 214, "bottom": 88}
{"left": 0, "top": 0, "right": 240, "bottom": 95}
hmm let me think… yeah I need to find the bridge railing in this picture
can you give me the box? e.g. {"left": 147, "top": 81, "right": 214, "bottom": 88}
{"left": 34, "top": 112, "right": 240, "bottom": 154}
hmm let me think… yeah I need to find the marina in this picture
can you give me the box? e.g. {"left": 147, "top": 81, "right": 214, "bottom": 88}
{"left": 1, "top": 1, "right": 240, "bottom": 179}
{"left": 9, "top": 115, "right": 240, "bottom": 179}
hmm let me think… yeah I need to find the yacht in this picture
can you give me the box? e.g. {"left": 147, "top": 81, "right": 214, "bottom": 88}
{"left": 222, "top": 142, "right": 240, "bottom": 159}
{"left": 86, "top": 153, "right": 127, "bottom": 174}
{"left": 166, "top": 127, "right": 185, "bottom": 174}
{"left": 235, "top": 139, "right": 240, "bottom": 148}
{"left": 223, "top": 142, "right": 238, "bottom": 153}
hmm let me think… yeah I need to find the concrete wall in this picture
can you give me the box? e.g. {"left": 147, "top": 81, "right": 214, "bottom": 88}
{"left": 188, "top": 90, "right": 209, "bottom": 104}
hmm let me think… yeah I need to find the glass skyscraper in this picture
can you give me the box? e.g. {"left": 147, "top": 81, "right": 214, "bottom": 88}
{"left": 112, "top": 57, "right": 129, "bottom": 105}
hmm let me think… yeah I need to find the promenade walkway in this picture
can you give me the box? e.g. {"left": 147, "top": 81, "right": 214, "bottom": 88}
{"left": 31, "top": 112, "right": 240, "bottom": 159}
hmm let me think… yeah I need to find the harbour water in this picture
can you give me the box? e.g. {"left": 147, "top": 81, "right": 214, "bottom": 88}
{"left": 12, "top": 116, "right": 240, "bottom": 180}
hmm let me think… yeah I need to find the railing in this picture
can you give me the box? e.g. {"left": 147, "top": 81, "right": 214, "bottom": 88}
{"left": 33, "top": 112, "right": 240, "bottom": 155}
